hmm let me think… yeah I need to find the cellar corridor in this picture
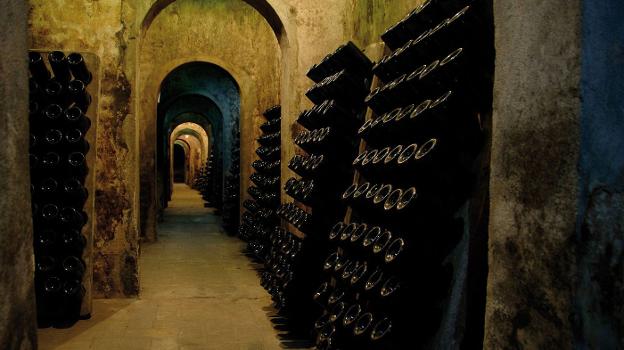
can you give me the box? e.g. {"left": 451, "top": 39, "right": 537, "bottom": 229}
{"left": 1, "top": 0, "right": 623, "bottom": 349}
{"left": 38, "top": 184, "right": 282, "bottom": 350}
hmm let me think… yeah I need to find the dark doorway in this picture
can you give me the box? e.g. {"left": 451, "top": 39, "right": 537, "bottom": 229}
{"left": 173, "top": 143, "right": 186, "bottom": 183}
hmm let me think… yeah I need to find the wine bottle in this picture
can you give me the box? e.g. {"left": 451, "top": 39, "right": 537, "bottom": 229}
{"left": 39, "top": 203, "right": 60, "bottom": 224}
{"left": 260, "top": 117, "right": 281, "bottom": 133}
{"left": 38, "top": 276, "right": 63, "bottom": 325}
{"left": 64, "top": 106, "right": 92, "bottom": 132}
{"left": 29, "top": 51, "right": 51, "bottom": 83}
{"left": 64, "top": 129, "right": 90, "bottom": 153}
{"left": 67, "top": 53, "right": 92, "bottom": 84}
{"left": 43, "top": 129, "right": 63, "bottom": 147}
{"left": 48, "top": 51, "right": 72, "bottom": 82}
{"left": 62, "top": 178, "right": 88, "bottom": 205}
{"left": 61, "top": 256, "right": 85, "bottom": 280}
{"left": 313, "top": 281, "right": 332, "bottom": 307}
{"left": 60, "top": 230, "right": 86, "bottom": 255}
{"left": 67, "top": 151, "right": 88, "bottom": 176}
{"left": 34, "top": 230, "right": 57, "bottom": 253}
{"left": 352, "top": 312, "right": 374, "bottom": 341}
{"left": 328, "top": 222, "right": 345, "bottom": 244}
{"left": 350, "top": 261, "right": 369, "bottom": 290}
{"left": 42, "top": 104, "right": 64, "bottom": 125}
{"left": 369, "top": 317, "right": 394, "bottom": 349}
{"left": 257, "top": 131, "right": 281, "bottom": 146}
{"left": 307, "top": 41, "right": 373, "bottom": 83}
{"left": 58, "top": 279, "right": 85, "bottom": 327}
{"left": 59, "top": 207, "right": 87, "bottom": 228}
{"left": 67, "top": 80, "right": 92, "bottom": 112}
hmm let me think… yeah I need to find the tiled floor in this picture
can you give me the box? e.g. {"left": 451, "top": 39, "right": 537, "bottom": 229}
{"left": 38, "top": 184, "right": 284, "bottom": 350}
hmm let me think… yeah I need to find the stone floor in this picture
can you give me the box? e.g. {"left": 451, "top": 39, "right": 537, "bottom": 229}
{"left": 38, "top": 184, "right": 285, "bottom": 350}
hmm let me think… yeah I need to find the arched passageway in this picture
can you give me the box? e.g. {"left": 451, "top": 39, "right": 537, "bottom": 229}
{"left": 172, "top": 143, "right": 187, "bottom": 183}
{"left": 141, "top": 62, "right": 243, "bottom": 240}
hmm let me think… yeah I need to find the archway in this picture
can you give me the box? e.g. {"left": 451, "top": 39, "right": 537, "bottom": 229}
{"left": 138, "top": 0, "right": 286, "bottom": 241}
{"left": 140, "top": 60, "right": 242, "bottom": 241}
{"left": 169, "top": 123, "right": 211, "bottom": 192}
{"left": 172, "top": 143, "right": 187, "bottom": 183}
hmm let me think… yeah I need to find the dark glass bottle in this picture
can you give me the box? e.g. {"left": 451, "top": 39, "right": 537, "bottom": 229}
{"left": 67, "top": 80, "right": 92, "bottom": 112}
{"left": 48, "top": 51, "right": 72, "bottom": 83}
{"left": 42, "top": 104, "right": 64, "bottom": 126}
{"left": 34, "top": 230, "right": 57, "bottom": 253}
{"left": 58, "top": 279, "right": 85, "bottom": 327}
{"left": 63, "top": 178, "right": 88, "bottom": 205}
{"left": 29, "top": 51, "right": 51, "bottom": 83}
{"left": 38, "top": 276, "right": 63, "bottom": 325}
{"left": 64, "top": 106, "right": 92, "bottom": 132}
{"left": 313, "top": 281, "right": 332, "bottom": 307}
{"left": 64, "top": 129, "right": 90, "bottom": 153}
{"left": 61, "top": 256, "right": 85, "bottom": 279}
{"left": 40, "top": 203, "right": 60, "bottom": 224}
{"left": 67, "top": 152, "right": 88, "bottom": 176}
{"left": 43, "top": 129, "right": 63, "bottom": 147}
{"left": 307, "top": 41, "right": 373, "bottom": 83}
{"left": 67, "top": 53, "right": 92, "bottom": 84}
{"left": 59, "top": 207, "right": 87, "bottom": 228}
{"left": 61, "top": 230, "right": 86, "bottom": 255}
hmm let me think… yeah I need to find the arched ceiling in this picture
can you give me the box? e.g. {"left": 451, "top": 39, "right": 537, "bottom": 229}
{"left": 158, "top": 62, "right": 239, "bottom": 112}
{"left": 141, "top": 0, "right": 287, "bottom": 44}
{"left": 170, "top": 122, "right": 210, "bottom": 162}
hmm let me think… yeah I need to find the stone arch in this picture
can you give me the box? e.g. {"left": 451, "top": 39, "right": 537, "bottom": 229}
{"left": 173, "top": 133, "right": 204, "bottom": 185}
{"left": 138, "top": 0, "right": 285, "bottom": 241}
{"left": 141, "top": 0, "right": 290, "bottom": 47}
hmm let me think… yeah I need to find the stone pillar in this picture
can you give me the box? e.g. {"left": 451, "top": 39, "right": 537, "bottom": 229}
{"left": 0, "top": 0, "right": 38, "bottom": 349}
{"left": 485, "top": 0, "right": 582, "bottom": 348}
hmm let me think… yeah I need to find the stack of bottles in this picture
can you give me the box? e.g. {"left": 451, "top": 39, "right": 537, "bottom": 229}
{"left": 197, "top": 152, "right": 217, "bottom": 207}
{"left": 28, "top": 51, "right": 92, "bottom": 328}
{"left": 238, "top": 106, "right": 281, "bottom": 255}
{"left": 280, "top": 42, "right": 372, "bottom": 235}
{"left": 271, "top": 42, "right": 373, "bottom": 335}
{"left": 222, "top": 127, "right": 241, "bottom": 234}
{"left": 311, "top": 2, "right": 487, "bottom": 349}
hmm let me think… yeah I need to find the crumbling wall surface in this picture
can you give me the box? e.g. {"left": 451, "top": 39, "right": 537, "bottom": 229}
{"left": 344, "top": 0, "right": 424, "bottom": 49}
{"left": 29, "top": 0, "right": 142, "bottom": 297}
{"left": 0, "top": 0, "right": 38, "bottom": 349}
{"left": 485, "top": 0, "right": 582, "bottom": 348}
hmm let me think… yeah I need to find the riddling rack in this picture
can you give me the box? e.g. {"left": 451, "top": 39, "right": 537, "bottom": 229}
{"left": 273, "top": 42, "right": 374, "bottom": 336}
{"left": 311, "top": 1, "right": 489, "bottom": 349}
{"left": 239, "top": 105, "right": 282, "bottom": 253}
{"left": 28, "top": 50, "right": 94, "bottom": 328}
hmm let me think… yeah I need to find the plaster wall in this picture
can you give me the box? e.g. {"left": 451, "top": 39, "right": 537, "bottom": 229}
{"left": 0, "top": 1, "right": 37, "bottom": 348}
{"left": 345, "top": 0, "right": 425, "bottom": 49}
{"left": 139, "top": 0, "right": 280, "bottom": 241}
{"left": 485, "top": 0, "right": 582, "bottom": 348}
{"left": 28, "top": 0, "right": 142, "bottom": 297}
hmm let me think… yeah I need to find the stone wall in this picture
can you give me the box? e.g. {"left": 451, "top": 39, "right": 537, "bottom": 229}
{"left": 20, "top": 6, "right": 624, "bottom": 350}
{"left": 138, "top": 0, "right": 280, "bottom": 242}
{"left": 0, "top": 1, "right": 37, "bottom": 349}
{"left": 345, "top": 0, "right": 424, "bottom": 49}
{"left": 29, "top": 0, "right": 142, "bottom": 298}
{"left": 485, "top": 0, "right": 582, "bottom": 348}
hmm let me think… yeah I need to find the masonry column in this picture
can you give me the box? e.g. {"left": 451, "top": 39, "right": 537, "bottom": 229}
{"left": 0, "top": 0, "right": 38, "bottom": 349}
{"left": 485, "top": 0, "right": 582, "bottom": 348}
